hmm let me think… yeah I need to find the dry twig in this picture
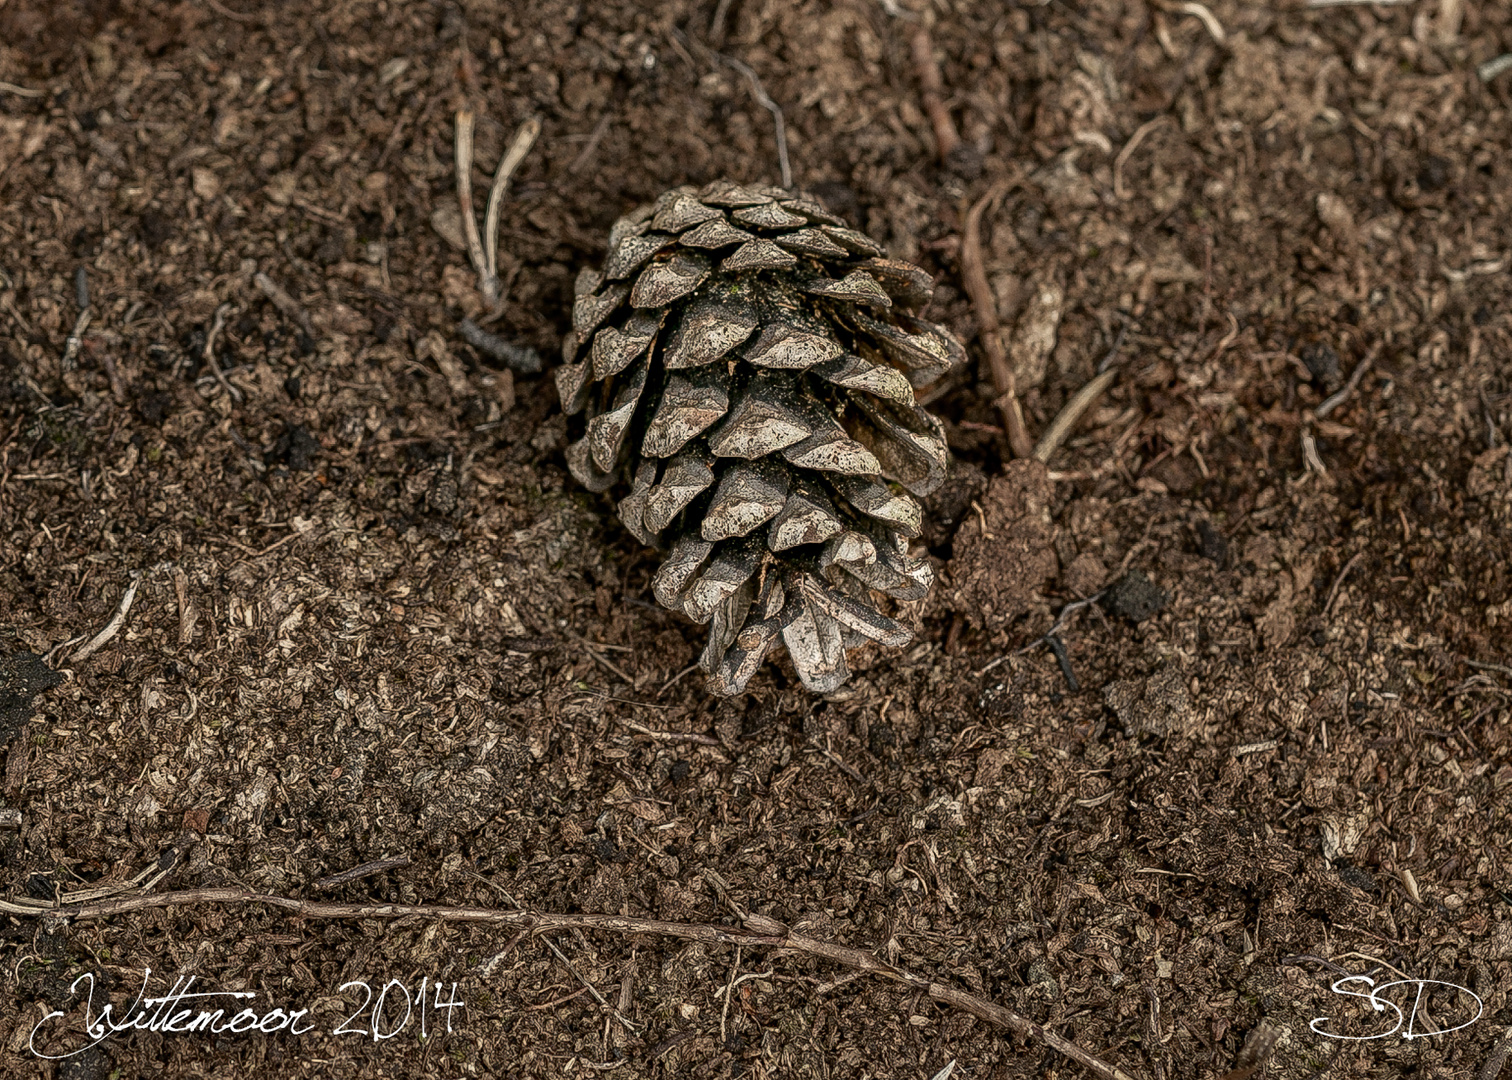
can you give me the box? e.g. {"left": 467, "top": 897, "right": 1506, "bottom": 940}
{"left": 7, "top": 887, "right": 1138, "bottom": 1080}
{"left": 459, "top": 318, "right": 542, "bottom": 373}
{"left": 568, "top": 113, "right": 613, "bottom": 175}
{"left": 1315, "top": 506, "right": 1368, "bottom": 565}
{"left": 714, "top": 54, "right": 791, "bottom": 190}
{"left": 454, "top": 109, "right": 489, "bottom": 299}
{"left": 204, "top": 0, "right": 259, "bottom": 21}
{"left": 611, "top": 716, "right": 722, "bottom": 746}
{"left": 1154, "top": 0, "right": 1226, "bottom": 43}
{"left": 1034, "top": 369, "right": 1117, "bottom": 464}
{"left": 977, "top": 592, "right": 1107, "bottom": 678}
{"left": 1479, "top": 54, "right": 1512, "bottom": 83}
{"left": 675, "top": 31, "right": 792, "bottom": 190}
{"left": 313, "top": 857, "right": 413, "bottom": 891}
{"left": 1316, "top": 345, "right": 1378, "bottom": 419}
{"left": 910, "top": 24, "right": 959, "bottom": 164}
{"left": 253, "top": 272, "right": 314, "bottom": 339}
{"left": 454, "top": 109, "right": 540, "bottom": 314}
{"left": 201, "top": 303, "right": 242, "bottom": 404}
{"left": 71, "top": 573, "right": 142, "bottom": 662}
{"left": 1113, "top": 117, "right": 1167, "bottom": 201}
{"left": 60, "top": 310, "right": 91, "bottom": 372}
{"left": 483, "top": 116, "right": 542, "bottom": 303}
{"left": 960, "top": 181, "right": 1034, "bottom": 458}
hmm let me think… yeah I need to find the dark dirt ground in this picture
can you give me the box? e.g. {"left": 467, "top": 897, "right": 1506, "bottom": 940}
{"left": 3, "top": 0, "right": 1512, "bottom": 1077}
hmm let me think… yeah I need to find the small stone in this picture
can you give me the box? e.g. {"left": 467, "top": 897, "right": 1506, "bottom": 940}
{"left": 1102, "top": 570, "right": 1168, "bottom": 622}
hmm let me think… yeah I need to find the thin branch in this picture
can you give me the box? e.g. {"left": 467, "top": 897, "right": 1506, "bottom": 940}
{"left": 977, "top": 592, "right": 1107, "bottom": 677}
{"left": 960, "top": 181, "right": 1034, "bottom": 458}
{"left": 611, "top": 716, "right": 722, "bottom": 746}
{"left": 60, "top": 310, "right": 91, "bottom": 372}
{"left": 459, "top": 318, "right": 542, "bottom": 373}
{"left": 1478, "top": 54, "right": 1512, "bottom": 84}
{"left": 677, "top": 31, "right": 791, "bottom": 190}
{"left": 1154, "top": 0, "right": 1226, "bottom": 43}
{"left": 658, "top": 662, "right": 700, "bottom": 697}
{"left": 9, "top": 888, "right": 1138, "bottom": 1080}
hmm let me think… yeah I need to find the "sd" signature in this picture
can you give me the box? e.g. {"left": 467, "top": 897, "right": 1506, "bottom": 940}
{"left": 1311, "top": 975, "right": 1483, "bottom": 1041}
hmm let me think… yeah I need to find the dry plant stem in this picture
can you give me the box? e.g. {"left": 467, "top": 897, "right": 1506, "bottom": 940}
{"left": 11, "top": 888, "right": 1137, "bottom": 1080}
{"left": 482, "top": 116, "right": 542, "bottom": 303}
{"left": 1316, "top": 345, "right": 1377, "bottom": 419}
{"left": 453, "top": 109, "right": 489, "bottom": 292}
{"left": 961, "top": 183, "right": 1034, "bottom": 458}
{"left": 203, "top": 303, "right": 242, "bottom": 404}
{"left": 1034, "top": 369, "right": 1117, "bottom": 464}
{"left": 253, "top": 272, "right": 314, "bottom": 338}
{"left": 61, "top": 310, "right": 91, "bottom": 370}
{"left": 976, "top": 592, "right": 1107, "bottom": 677}
{"left": 313, "top": 857, "right": 413, "bottom": 891}
{"left": 718, "top": 55, "right": 791, "bottom": 190}
{"left": 204, "top": 0, "right": 258, "bottom": 22}
{"left": 71, "top": 573, "right": 141, "bottom": 662}
{"left": 1154, "top": 0, "right": 1225, "bottom": 43}
{"left": 1323, "top": 551, "right": 1364, "bottom": 617}
{"left": 611, "top": 716, "right": 722, "bottom": 746}
{"left": 708, "top": 0, "right": 735, "bottom": 41}
{"left": 910, "top": 24, "right": 959, "bottom": 163}
{"left": 1113, "top": 117, "right": 1167, "bottom": 201}
{"left": 568, "top": 113, "right": 613, "bottom": 175}
{"left": 1479, "top": 54, "right": 1512, "bottom": 83}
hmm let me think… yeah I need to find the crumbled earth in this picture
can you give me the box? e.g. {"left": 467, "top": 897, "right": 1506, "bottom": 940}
{"left": 2, "top": 2, "right": 1512, "bottom": 1079}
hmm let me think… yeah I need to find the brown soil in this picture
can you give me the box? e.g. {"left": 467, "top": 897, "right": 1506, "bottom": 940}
{"left": 3, "top": 1, "right": 1511, "bottom": 1078}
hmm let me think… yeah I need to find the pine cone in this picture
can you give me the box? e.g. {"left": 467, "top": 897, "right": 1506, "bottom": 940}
{"left": 558, "top": 181, "right": 964, "bottom": 696}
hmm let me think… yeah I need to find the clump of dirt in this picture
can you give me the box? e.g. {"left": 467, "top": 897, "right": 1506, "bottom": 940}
{"left": 1101, "top": 569, "right": 1168, "bottom": 623}
{"left": 939, "top": 460, "right": 1058, "bottom": 633}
